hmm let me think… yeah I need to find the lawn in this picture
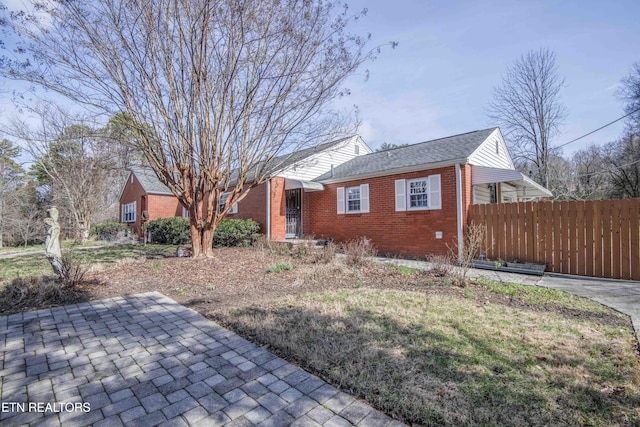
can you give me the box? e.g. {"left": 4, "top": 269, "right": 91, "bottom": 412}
{"left": 0, "top": 243, "right": 174, "bottom": 285}
{"left": 0, "top": 244, "right": 638, "bottom": 426}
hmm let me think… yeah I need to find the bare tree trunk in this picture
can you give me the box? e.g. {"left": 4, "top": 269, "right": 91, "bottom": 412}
{"left": 189, "top": 222, "right": 216, "bottom": 258}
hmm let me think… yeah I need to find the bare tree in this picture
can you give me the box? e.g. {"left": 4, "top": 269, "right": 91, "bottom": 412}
{"left": 3, "top": 0, "right": 386, "bottom": 257}
{"left": 570, "top": 145, "right": 609, "bottom": 200}
{"left": 0, "top": 139, "right": 24, "bottom": 247}
{"left": 602, "top": 133, "right": 640, "bottom": 198}
{"left": 619, "top": 62, "right": 640, "bottom": 131}
{"left": 488, "top": 48, "right": 567, "bottom": 189}
{"left": 8, "top": 106, "right": 120, "bottom": 241}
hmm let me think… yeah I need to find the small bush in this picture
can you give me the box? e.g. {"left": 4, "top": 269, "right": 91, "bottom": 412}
{"left": 427, "top": 254, "right": 455, "bottom": 278}
{"left": 268, "top": 262, "right": 293, "bottom": 273}
{"left": 59, "top": 251, "right": 87, "bottom": 288}
{"left": 214, "top": 219, "right": 260, "bottom": 247}
{"left": 313, "top": 241, "right": 336, "bottom": 264}
{"left": 91, "top": 221, "right": 123, "bottom": 241}
{"left": 341, "top": 237, "right": 377, "bottom": 266}
{"left": 147, "top": 217, "right": 191, "bottom": 245}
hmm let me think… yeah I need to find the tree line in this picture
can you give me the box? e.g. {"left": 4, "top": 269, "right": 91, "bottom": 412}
{"left": 489, "top": 49, "right": 640, "bottom": 201}
{"left": 0, "top": 111, "right": 142, "bottom": 247}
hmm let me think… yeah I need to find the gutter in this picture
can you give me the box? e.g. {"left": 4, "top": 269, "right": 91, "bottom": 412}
{"left": 266, "top": 178, "right": 271, "bottom": 239}
{"left": 455, "top": 163, "right": 464, "bottom": 262}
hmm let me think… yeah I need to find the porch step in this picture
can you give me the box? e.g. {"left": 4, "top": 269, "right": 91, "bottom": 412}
{"left": 274, "top": 239, "right": 330, "bottom": 249}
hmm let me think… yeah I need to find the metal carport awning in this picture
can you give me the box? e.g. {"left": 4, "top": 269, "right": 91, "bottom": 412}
{"left": 284, "top": 178, "right": 324, "bottom": 192}
{"left": 471, "top": 165, "right": 552, "bottom": 198}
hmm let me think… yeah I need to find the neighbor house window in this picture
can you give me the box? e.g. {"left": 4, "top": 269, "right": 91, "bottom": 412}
{"left": 395, "top": 175, "right": 441, "bottom": 211}
{"left": 337, "top": 184, "right": 369, "bottom": 214}
{"left": 218, "top": 192, "right": 238, "bottom": 214}
{"left": 122, "top": 202, "right": 136, "bottom": 222}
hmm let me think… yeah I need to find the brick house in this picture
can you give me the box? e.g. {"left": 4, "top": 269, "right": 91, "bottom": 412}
{"left": 119, "top": 128, "right": 551, "bottom": 257}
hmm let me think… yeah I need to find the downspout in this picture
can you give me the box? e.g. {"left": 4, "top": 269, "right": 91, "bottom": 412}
{"left": 455, "top": 163, "right": 464, "bottom": 262}
{"left": 266, "top": 179, "right": 271, "bottom": 239}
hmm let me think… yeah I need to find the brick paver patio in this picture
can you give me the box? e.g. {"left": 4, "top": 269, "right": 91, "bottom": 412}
{"left": 0, "top": 292, "right": 403, "bottom": 426}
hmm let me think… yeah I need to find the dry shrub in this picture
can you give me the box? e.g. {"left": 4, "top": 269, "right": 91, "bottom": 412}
{"left": 292, "top": 240, "right": 316, "bottom": 259}
{"left": 427, "top": 254, "right": 455, "bottom": 277}
{"left": 59, "top": 251, "right": 87, "bottom": 288}
{"left": 253, "top": 235, "right": 291, "bottom": 256}
{"left": 341, "top": 237, "right": 378, "bottom": 266}
{"left": 448, "top": 223, "right": 487, "bottom": 285}
{"left": 3, "top": 276, "right": 69, "bottom": 308}
{"left": 313, "top": 241, "right": 337, "bottom": 264}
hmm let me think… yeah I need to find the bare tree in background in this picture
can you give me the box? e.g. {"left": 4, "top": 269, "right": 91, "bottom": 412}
{"left": 7, "top": 105, "right": 120, "bottom": 242}
{"left": 3, "top": 0, "right": 388, "bottom": 257}
{"left": 619, "top": 62, "right": 640, "bottom": 131}
{"left": 488, "top": 48, "right": 567, "bottom": 190}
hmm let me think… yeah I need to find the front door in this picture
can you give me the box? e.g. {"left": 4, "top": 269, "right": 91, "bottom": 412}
{"left": 285, "top": 189, "right": 302, "bottom": 238}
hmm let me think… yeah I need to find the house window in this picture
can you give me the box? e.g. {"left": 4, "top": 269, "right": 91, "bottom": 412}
{"left": 337, "top": 184, "right": 369, "bottom": 214}
{"left": 354, "top": 145, "right": 360, "bottom": 155}
{"left": 347, "top": 186, "right": 361, "bottom": 212}
{"left": 182, "top": 206, "right": 190, "bottom": 218}
{"left": 218, "top": 192, "right": 238, "bottom": 214}
{"left": 489, "top": 183, "right": 498, "bottom": 203}
{"left": 408, "top": 178, "right": 429, "bottom": 208}
{"left": 395, "top": 175, "right": 441, "bottom": 211}
{"left": 122, "top": 201, "right": 136, "bottom": 222}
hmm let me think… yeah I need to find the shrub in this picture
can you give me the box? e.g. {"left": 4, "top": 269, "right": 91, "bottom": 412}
{"left": 268, "top": 262, "right": 293, "bottom": 273}
{"left": 426, "top": 254, "right": 455, "bottom": 278}
{"left": 91, "top": 221, "right": 123, "bottom": 241}
{"left": 341, "top": 237, "right": 378, "bottom": 266}
{"left": 147, "top": 217, "right": 191, "bottom": 245}
{"left": 214, "top": 219, "right": 260, "bottom": 247}
{"left": 313, "top": 241, "right": 337, "bottom": 264}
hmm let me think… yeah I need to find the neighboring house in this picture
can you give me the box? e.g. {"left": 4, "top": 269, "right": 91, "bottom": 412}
{"left": 119, "top": 128, "right": 551, "bottom": 257}
{"left": 119, "top": 167, "right": 187, "bottom": 237}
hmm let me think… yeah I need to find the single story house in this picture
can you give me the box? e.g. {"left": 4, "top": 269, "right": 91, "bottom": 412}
{"left": 119, "top": 128, "right": 551, "bottom": 257}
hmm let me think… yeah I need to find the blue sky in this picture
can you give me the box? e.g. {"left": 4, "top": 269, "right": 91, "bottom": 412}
{"left": 1, "top": 0, "right": 638, "bottom": 158}
{"left": 336, "top": 0, "right": 640, "bottom": 155}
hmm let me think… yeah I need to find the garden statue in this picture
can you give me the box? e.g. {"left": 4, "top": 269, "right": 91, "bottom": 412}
{"left": 44, "top": 206, "right": 64, "bottom": 277}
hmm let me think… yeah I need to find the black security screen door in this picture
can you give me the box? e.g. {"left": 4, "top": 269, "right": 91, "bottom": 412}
{"left": 285, "top": 189, "right": 302, "bottom": 238}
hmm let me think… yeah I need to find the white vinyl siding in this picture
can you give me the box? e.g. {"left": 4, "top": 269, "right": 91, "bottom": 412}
{"left": 122, "top": 202, "right": 136, "bottom": 222}
{"left": 219, "top": 192, "right": 238, "bottom": 214}
{"left": 467, "top": 131, "right": 514, "bottom": 169}
{"left": 337, "top": 184, "right": 369, "bottom": 214}
{"left": 395, "top": 175, "right": 441, "bottom": 211}
{"left": 278, "top": 136, "right": 371, "bottom": 181}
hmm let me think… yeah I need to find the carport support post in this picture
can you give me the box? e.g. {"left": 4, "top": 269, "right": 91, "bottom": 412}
{"left": 266, "top": 178, "right": 271, "bottom": 239}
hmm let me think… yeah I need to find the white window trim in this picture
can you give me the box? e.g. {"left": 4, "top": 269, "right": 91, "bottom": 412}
{"left": 122, "top": 201, "right": 136, "bottom": 222}
{"left": 337, "top": 184, "right": 369, "bottom": 214}
{"left": 219, "top": 192, "right": 238, "bottom": 214}
{"left": 395, "top": 175, "right": 441, "bottom": 211}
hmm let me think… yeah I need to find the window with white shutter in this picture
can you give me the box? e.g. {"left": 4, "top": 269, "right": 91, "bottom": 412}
{"left": 338, "top": 184, "right": 369, "bottom": 214}
{"left": 395, "top": 175, "right": 441, "bottom": 211}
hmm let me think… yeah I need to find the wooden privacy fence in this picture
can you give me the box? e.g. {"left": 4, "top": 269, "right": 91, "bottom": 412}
{"left": 468, "top": 199, "right": 640, "bottom": 280}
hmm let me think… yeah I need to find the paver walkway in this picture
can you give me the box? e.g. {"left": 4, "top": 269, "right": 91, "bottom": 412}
{"left": 0, "top": 292, "right": 403, "bottom": 427}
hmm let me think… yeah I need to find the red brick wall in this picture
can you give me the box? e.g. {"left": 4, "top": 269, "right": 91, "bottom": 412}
{"left": 308, "top": 166, "right": 467, "bottom": 258}
{"left": 270, "top": 177, "right": 286, "bottom": 240}
{"left": 119, "top": 172, "right": 183, "bottom": 236}
{"left": 231, "top": 183, "right": 267, "bottom": 233}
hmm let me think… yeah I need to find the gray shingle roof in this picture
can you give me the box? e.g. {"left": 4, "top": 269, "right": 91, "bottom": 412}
{"left": 131, "top": 167, "right": 173, "bottom": 195}
{"left": 314, "top": 128, "right": 497, "bottom": 182}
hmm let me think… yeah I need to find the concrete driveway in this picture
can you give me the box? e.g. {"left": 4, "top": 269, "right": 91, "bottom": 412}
{"left": 0, "top": 292, "right": 402, "bottom": 427}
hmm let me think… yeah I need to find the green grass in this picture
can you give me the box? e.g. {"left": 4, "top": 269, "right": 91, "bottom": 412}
{"left": 386, "top": 263, "right": 421, "bottom": 276}
{"left": 219, "top": 286, "right": 640, "bottom": 426}
{"left": 0, "top": 244, "right": 174, "bottom": 285}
